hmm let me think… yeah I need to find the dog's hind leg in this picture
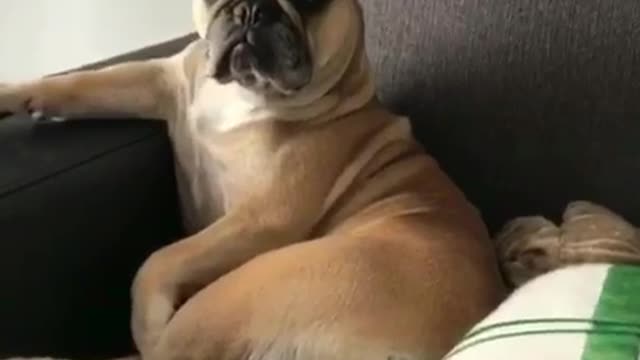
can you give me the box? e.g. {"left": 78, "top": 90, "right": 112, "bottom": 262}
{"left": 496, "top": 200, "right": 640, "bottom": 287}
{"left": 150, "top": 215, "right": 500, "bottom": 360}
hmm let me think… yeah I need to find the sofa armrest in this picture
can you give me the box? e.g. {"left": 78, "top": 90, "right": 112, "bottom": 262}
{"left": 0, "top": 115, "right": 183, "bottom": 358}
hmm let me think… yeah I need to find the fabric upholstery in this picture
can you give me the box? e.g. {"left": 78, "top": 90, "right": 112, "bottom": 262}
{"left": 0, "top": 116, "right": 182, "bottom": 358}
{"left": 359, "top": 0, "right": 640, "bottom": 231}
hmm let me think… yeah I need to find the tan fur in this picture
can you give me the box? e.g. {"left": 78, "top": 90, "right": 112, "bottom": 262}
{"left": 497, "top": 201, "right": 640, "bottom": 287}
{"left": 0, "top": 1, "right": 506, "bottom": 359}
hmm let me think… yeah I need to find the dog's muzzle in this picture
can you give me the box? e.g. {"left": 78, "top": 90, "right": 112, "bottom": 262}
{"left": 207, "top": 1, "right": 312, "bottom": 93}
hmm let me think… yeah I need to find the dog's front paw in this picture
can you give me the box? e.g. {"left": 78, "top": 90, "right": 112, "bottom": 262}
{"left": 0, "top": 81, "right": 67, "bottom": 122}
{"left": 131, "top": 248, "right": 183, "bottom": 356}
{"left": 0, "top": 83, "right": 27, "bottom": 119}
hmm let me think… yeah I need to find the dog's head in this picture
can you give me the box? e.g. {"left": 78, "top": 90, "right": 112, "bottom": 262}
{"left": 193, "top": 0, "right": 363, "bottom": 97}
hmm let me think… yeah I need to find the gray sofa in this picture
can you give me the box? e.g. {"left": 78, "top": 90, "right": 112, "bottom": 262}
{"left": 1, "top": 0, "right": 639, "bottom": 358}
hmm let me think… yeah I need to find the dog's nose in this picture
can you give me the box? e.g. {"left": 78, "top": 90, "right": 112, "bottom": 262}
{"left": 234, "top": 1, "right": 278, "bottom": 28}
{"left": 250, "top": 1, "right": 279, "bottom": 27}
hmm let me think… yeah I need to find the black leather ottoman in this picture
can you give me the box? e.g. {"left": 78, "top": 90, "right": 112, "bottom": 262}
{"left": 0, "top": 115, "right": 183, "bottom": 359}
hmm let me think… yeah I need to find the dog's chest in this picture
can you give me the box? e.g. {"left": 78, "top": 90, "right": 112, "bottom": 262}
{"left": 188, "top": 80, "right": 270, "bottom": 132}
{"left": 169, "top": 100, "right": 282, "bottom": 232}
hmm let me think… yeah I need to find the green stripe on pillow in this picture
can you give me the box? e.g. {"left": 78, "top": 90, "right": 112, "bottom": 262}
{"left": 581, "top": 265, "right": 640, "bottom": 360}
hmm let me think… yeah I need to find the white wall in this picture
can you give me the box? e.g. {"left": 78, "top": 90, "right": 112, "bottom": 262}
{"left": 0, "top": 0, "right": 193, "bottom": 82}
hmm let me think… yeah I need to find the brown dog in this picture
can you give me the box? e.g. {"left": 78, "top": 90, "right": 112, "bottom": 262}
{"left": 0, "top": 0, "right": 505, "bottom": 359}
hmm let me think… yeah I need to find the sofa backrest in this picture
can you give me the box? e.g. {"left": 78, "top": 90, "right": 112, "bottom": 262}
{"left": 360, "top": 0, "right": 640, "bottom": 231}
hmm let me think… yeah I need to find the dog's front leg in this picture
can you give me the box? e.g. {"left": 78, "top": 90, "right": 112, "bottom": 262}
{"left": 0, "top": 58, "right": 181, "bottom": 121}
{"left": 131, "top": 206, "right": 313, "bottom": 357}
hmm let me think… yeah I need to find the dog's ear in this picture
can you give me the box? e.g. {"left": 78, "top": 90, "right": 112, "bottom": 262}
{"left": 192, "top": 0, "right": 213, "bottom": 38}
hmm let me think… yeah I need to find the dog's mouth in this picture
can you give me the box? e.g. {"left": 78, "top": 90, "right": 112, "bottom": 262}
{"left": 210, "top": 31, "right": 253, "bottom": 85}
{"left": 211, "top": 31, "right": 282, "bottom": 91}
{"left": 209, "top": 32, "right": 311, "bottom": 94}
{"left": 205, "top": 2, "right": 313, "bottom": 95}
